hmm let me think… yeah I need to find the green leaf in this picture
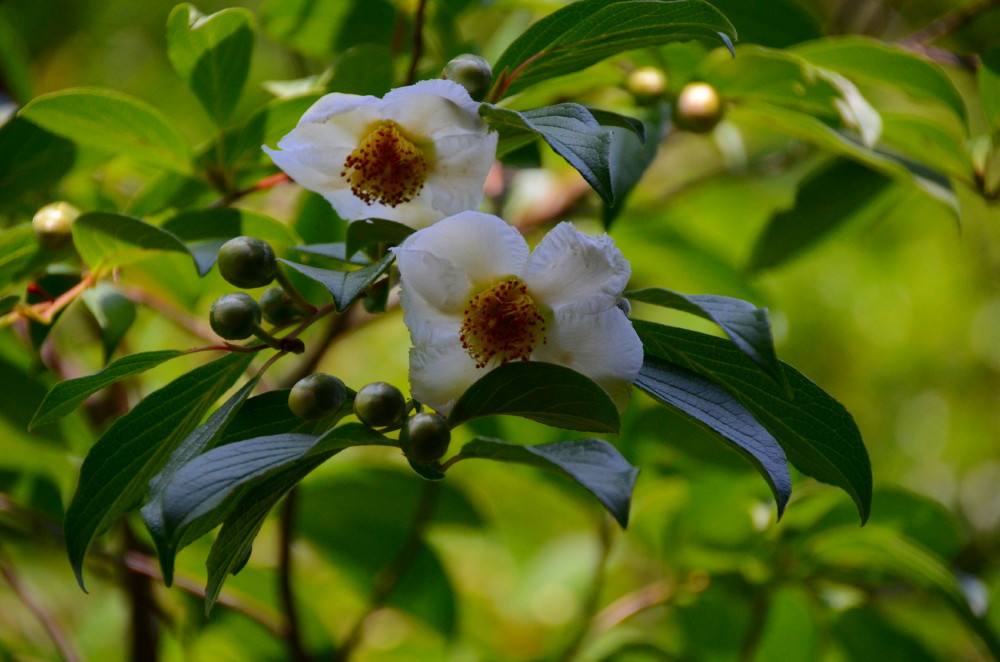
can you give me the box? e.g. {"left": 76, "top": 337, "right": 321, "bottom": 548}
{"left": 278, "top": 253, "right": 394, "bottom": 312}
{"left": 453, "top": 437, "right": 639, "bottom": 527}
{"left": 161, "top": 424, "right": 391, "bottom": 546}
{"left": 166, "top": 4, "right": 255, "bottom": 124}
{"left": 141, "top": 375, "right": 260, "bottom": 585}
{"left": 344, "top": 218, "right": 414, "bottom": 259}
{"left": 292, "top": 242, "right": 369, "bottom": 266}
{"left": 80, "top": 283, "right": 137, "bottom": 362}
{"left": 634, "top": 356, "right": 790, "bottom": 516}
{"left": 0, "top": 224, "right": 39, "bottom": 289}
{"left": 0, "top": 118, "right": 76, "bottom": 208}
{"left": 492, "top": 0, "right": 736, "bottom": 98}
{"left": 730, "top": 103, "right": 959, "bottom": 220}
{"left": 704, "top": 0, "right": 820, "bottom": 48}
{"left": 833, "top": 607, "right": 937, "bottom": 662}
{"left": 0, "top": 294, "right": 19, "bottom": 317}
{"left": 448, "top": 362, "right": 620, "bottom": 433}
{"left": 65, "top": 351, "right": 253, "bottom": 589}
{"left": 748, "top": 158, "right": 899, "bottom": 272}
{"left": 480, "top": 103, "right": 614, "bottom": 204}
{"left": 30, "top": 350, "right": 187, "bottom": 429}
{"left": 212, "top": 92, "right": 322, "bottom": 171}
{"left": 72, "top": 212, "right": 194, "bottom": 273}
{"left": 326, "top": 43, "right": 394, "bottom": 97}
{"left": 19, "top": 88, "right": 192, "bottom": 173}
{"left": 879, "top": 112, "right": 972, "bottom": 184}
{"left": 603, "top": 115, "right": 663, "bottom": 226}
{"left": 979, "top": 49, "right": 1000, "bottom": 134}
{"left": 633, "top": 320, "right": 871, "bottom": 522}
{"left": 162, "top": 207, "right": 301, "bottom": 276}
{"left": 626, "top": 287, "right": 786, "bottom": 388}
{"left": 794, "top": 36, "right": 967, "bottom": 126}
{"left": 0, "top": 13, "right": 34, "bottom": 104}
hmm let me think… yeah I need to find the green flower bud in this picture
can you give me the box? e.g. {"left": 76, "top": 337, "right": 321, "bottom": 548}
{"left": 209, "top": 292, "right": 262, "bottom": 340}
{"left": 403, "top": 412, "right": 451, "bottom": 464}
{"left": 32, "top": 202, "right": 80, "bottom": 251}
{"left": 673, "top": 82, "right": 724, "bottom": 134}
{"left": 217, "top": 236, "right": 277, "bottom": 289}
{"left": 260, "top": 286, "right": 301, "bottom": 325}
{"left": 443, "top": 54, "right": 493, "bottom": 101}
{"left": 626, "top": 66, "right": 668, "bottom": 102}
{"left": 353, "top": 381, "right": 406, "bottom": 428}
{"left": 288, "top": 373, "right": 348, "bottom": 420}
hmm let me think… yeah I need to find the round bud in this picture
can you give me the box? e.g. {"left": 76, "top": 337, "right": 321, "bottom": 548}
{"left": 32, "top": 202, "right": 80, "bottom": 251}
{"left": 288, "top": 373, "right": 348, "bottom": 420}
{"left": 217, "top": 236, "right": 278, "bottom": 289}
{"left": 353, "top": 381, "right": 406, "bottom": 428}
{"left": 626, "top": 66, "right": 668, "bottom": 101}
{"left": 443, "top": 54, "right": 493, "bottom": 101}
{"left": 403, "top": 413, "right": 451, "bottom": 464}
{"left": 673, "top": 82, "right": 724, "bottom": 133}
{"left": 260, "top": 286, "right": 301, "bottom": 325}
{"left": 209, "top": 292, "right": 261, "bottom": 340}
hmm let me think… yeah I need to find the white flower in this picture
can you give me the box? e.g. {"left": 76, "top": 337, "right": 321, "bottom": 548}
{"left": 263, "top": 79, "right": 497, "bottom": 229}
{"left": 393, "top": 211, "right": 643, "bottom": 415}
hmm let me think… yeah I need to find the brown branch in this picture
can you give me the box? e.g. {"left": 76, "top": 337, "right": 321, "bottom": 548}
{"left": 902, "top": 0, "right": 1000, "bottom": 44}
{"left": 590, "top": 580, "right": 673, "bottom": 637}
{"left": 0, "top": 550, "right": 82, "bottom": 662}
{"left": 278, "top": 488, "right": 312, "bottom": 662}
{"left": 405, "top": 0, "right": 429, "bottom": 85}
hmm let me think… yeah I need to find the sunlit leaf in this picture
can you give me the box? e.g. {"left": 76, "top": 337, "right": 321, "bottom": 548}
{"left": 492, "top": 0, "right": 736, "bottom": 98}
{"left": 449, "top": 362, "right": 621, "bottom": 433}
{"left": 65, "top": 352, "right": 252, "bottom": 589}
{"left": 634, "top": 321, "right": 871, "bottom": 522}
{"left": 30, "top": 350, "right": 187, "bottom": 429}
{"left": 634, "top": 356, "right": 791, "bottom": 516}
{"left": 453, "top": 437, "right": 639, "bottom": 527}
{"left": 72, "top": 212, "right": 194, "bottom": 273}
{"left": 166, "top": 4, "right": 254, "bottom": 124}
{"left": 19, "top": 88, "right": 192, "bottom": 173}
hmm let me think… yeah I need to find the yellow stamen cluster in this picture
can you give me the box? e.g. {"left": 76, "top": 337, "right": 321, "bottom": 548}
{"left": 341, "top": 121, "right": 428, "bottom": 207}
{"left": 460, "top": 277, "right": 546, "bottom": 369}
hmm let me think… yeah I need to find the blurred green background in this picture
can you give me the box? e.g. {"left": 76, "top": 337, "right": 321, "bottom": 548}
{"left": 2, "top": 0, "right": 1000, "bottom": 660}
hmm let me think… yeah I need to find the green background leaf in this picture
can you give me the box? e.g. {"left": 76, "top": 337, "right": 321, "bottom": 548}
{"left": 72, "top": 212, "right": 194, "bottom": 273}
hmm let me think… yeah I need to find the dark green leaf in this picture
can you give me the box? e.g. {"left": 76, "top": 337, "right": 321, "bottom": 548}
{"left": 19, "top": 88, "right": 192, "bottom": 173}
{"left": 626, "top": 287, "right": 786, "bottom": 387}
{"left": 292, "top": 243, "right": 369, "bottom": 266}
{"left": 794, "top": 36, "right": 967, "bottom": 126}
{"left": 0, "top": 295, "right": 18, "bottom": 317}
{"left": 80, "top": 283, "right": 137, "bottom": 362}
{"left": 492, "top": 0, "right": 736, "bottom": 98}
{"left": 603, "top": 115, "right": 663, "bottom": 226}
{"left": 30, "top": 350, "right": 187, "bottom": 429}
{"left": 142, "top": 375, "right": 260, "bottom": 585}
{"left": 214, "top": 93, "right": 322, "bottom": 171}
{"left": 454, "top": 437, "right": 639, "bottom": 527}
{"left": 259, "top": 0, "right": 393, "bottom": 59}
{"left": 162, "top": 208, "right": 300, "bottom": 276}
{"left": 0, "top": 224, "right": 39, "bottom": 289}
{"left": 586, "top": 108, "right": 646, "bottom": 142}
{"left": 748, "top": 158, "right": 898, "bottom": 272}
{"left": 979, "top": 49, "right": 1000, "bottom": 134}
{"left": 65, "top": 352, "right": 252, "bottom": 589}
{"left": 72, "top": 212, "right": 194, "bottom": 273}
{"left": 704, "top": 0, "right": 820, "bottom": 48}
{"left": 633, "top": 321, "right": 871, "bottom": 522}
{"left": 480, "top": 103, "right": 614, "bottom": 204}
{"left": 833, "top": 608, "right": 937, "bottom": 662}
{"left": 278, "top": 253, "right": 394, "bottom": 312}
{"left": 218, "top": 389, "right": 302, "bottom": 445}
{"left": 326, "top": 43, "right": 394, "bottom": 96}
{"left": 0, "top": 118, "right": 76, "bottom": 208}
{"left": 344, "top": 218, "right": 414, "bottom": 259}
{"left": 166, "top": 4, "right": 255, "bottom": 124}
{"left": 634, "top": 356, "right": 790, "bottom": 516}
{"left": 0, "top": 14, "right": 34, "bottom": 104}
{"left": 449, "top": 362, "right": 620, "bottom": 433}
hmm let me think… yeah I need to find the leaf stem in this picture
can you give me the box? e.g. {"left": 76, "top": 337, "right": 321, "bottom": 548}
{"left": 210, "top": 172, "right": 291, "bottom": 208}
{"left": 331, "top": 481, "right": 442, "bottom": 661}
{"left": 0, "top": 547, "right": 82, "bottom": 662}
{"left": 278, "top": 488, "right": 313, "bottom": 662}
{"left": 405, "top": 0, "right": 428, "bottom": 85}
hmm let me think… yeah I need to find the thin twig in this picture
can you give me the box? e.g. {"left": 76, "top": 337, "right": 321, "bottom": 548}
{"left": 210, "top": 172, "right": 291, "bottom": 208}
{"left": 278, "top": 488, "right": 312, "bottom": 662}
{"left": 590, "top": 580, "right": 673, "bottom": 637}
{"left": 902, "top": 0, "right": 1000, "bottom": 44}
{"left": 0, "top": 549, "right": 82, "bottom": 662}
{"left": 332, "top": 481, "right": 442, "bottom": 661}
{"left": 405, "top": 0, "right": 429, "bottom": 85}
{"left": 558, "top": 517, "right": 614, "bottom": 662}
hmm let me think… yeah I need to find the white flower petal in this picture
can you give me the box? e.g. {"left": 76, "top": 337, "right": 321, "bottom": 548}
{"left": 297, "top": 92, "right": 380, "bottom": 125}
{"left": 532, "top": 308, "right": 643, "bottom": 412}
{"left": 524, "top": 222, "right": 632, "bottom": 314}
{"left": 409, "top": 341, "right": 483, "bottom": 415}
{"left": 400, "top": 287, "right": 463, "bottom": 346}
{"left": 395, "top": 246, "right": 472, "bottom": 313}
{"left": 381, "top": 80, "right": 483, "bottom": 135}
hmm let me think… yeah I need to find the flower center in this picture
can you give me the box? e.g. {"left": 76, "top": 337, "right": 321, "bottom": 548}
{"left": 459, "top": 277, "right": 547, "bottom": 369}
{"left": 341, "top": 121, "right": 428, "bottom": 208}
